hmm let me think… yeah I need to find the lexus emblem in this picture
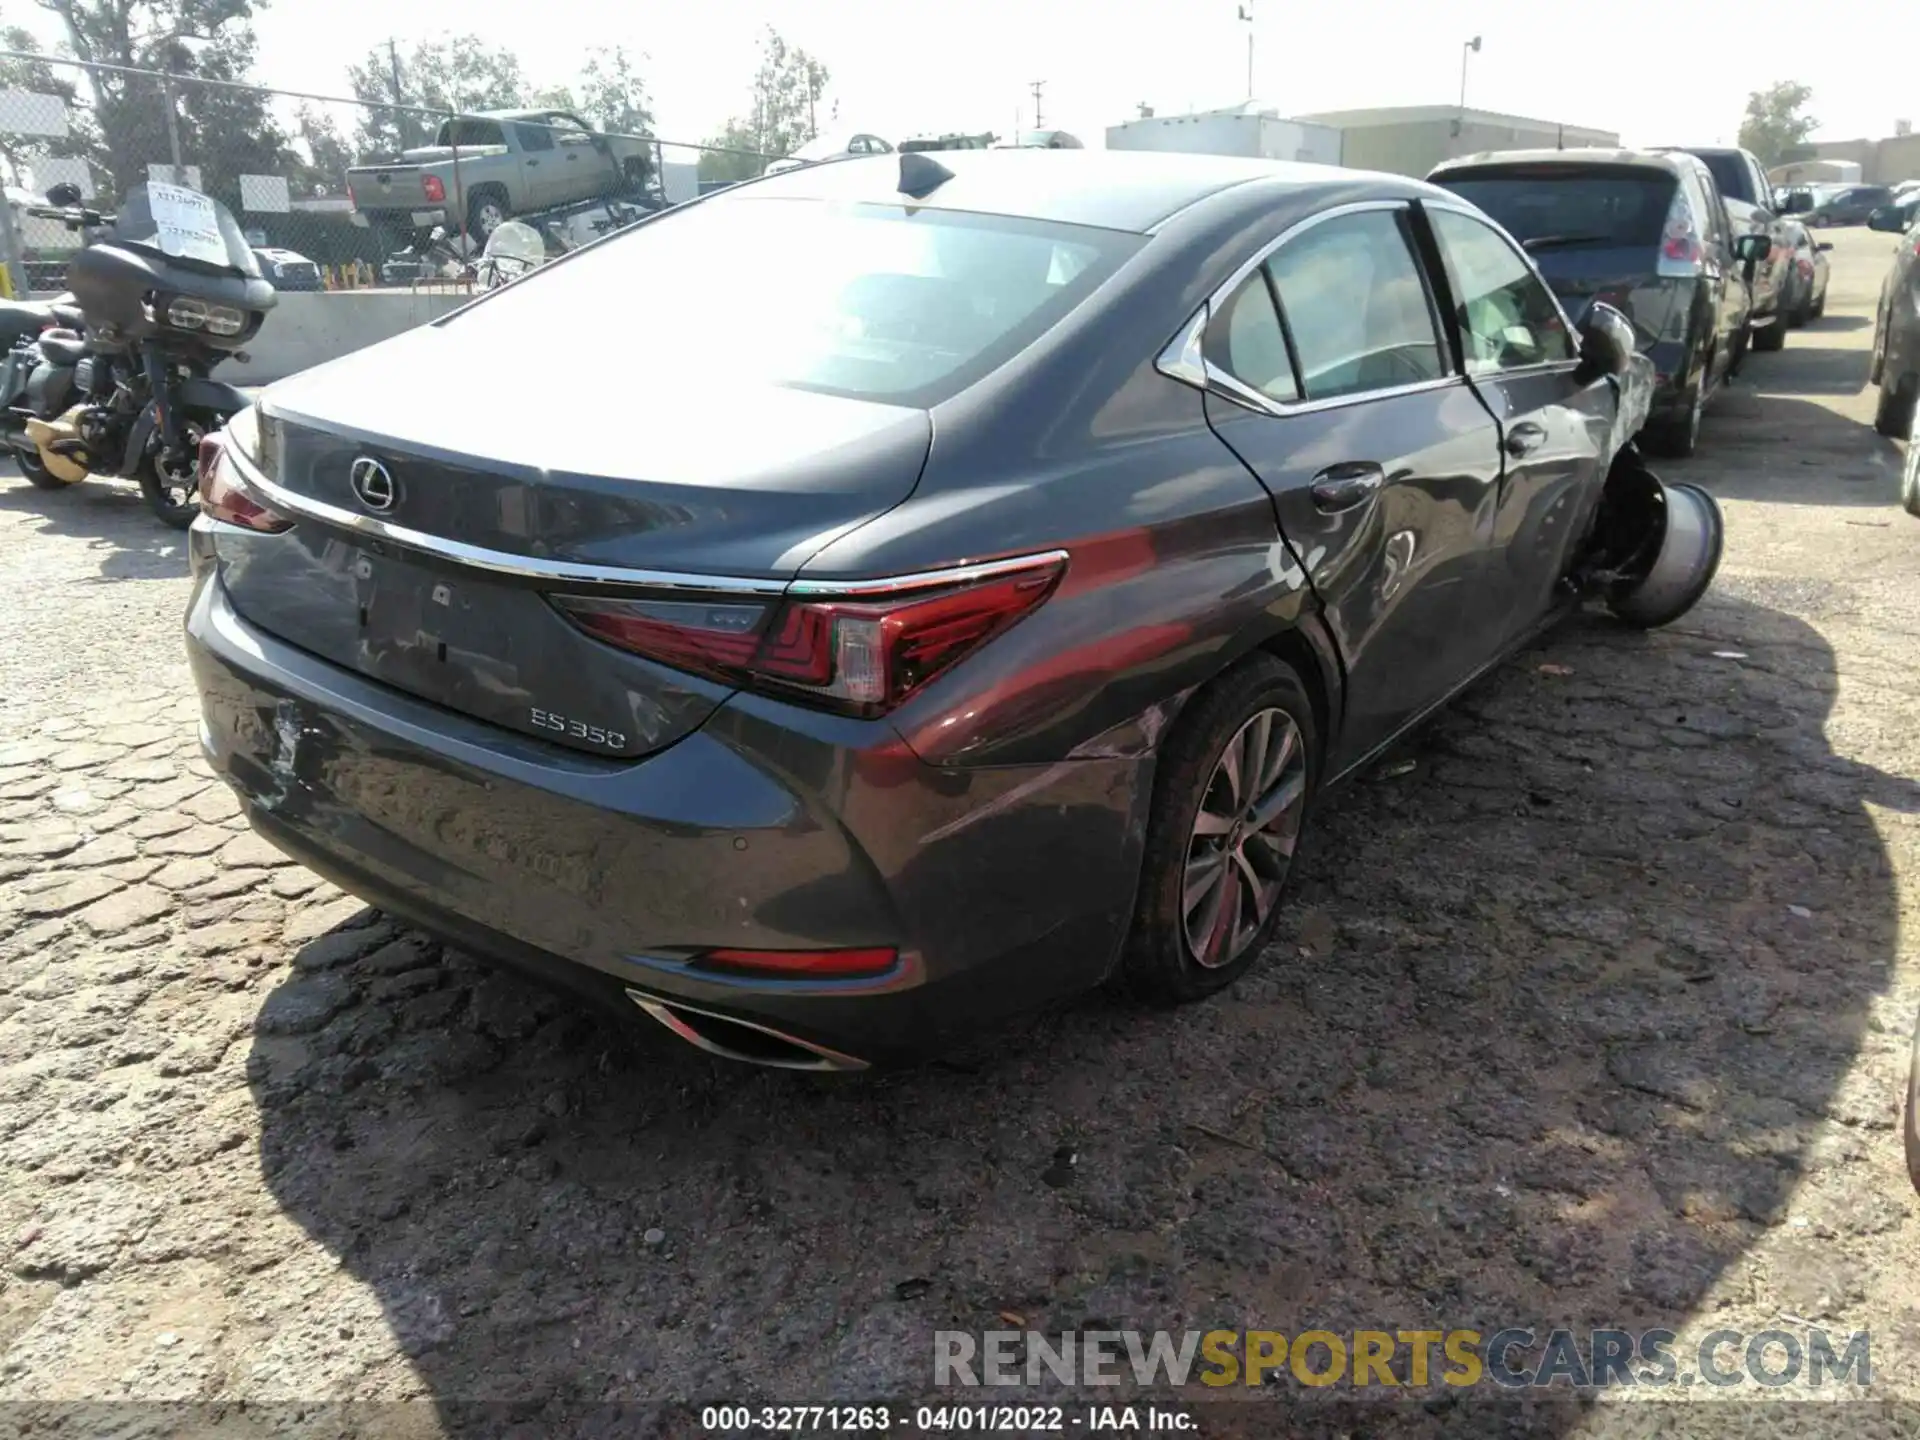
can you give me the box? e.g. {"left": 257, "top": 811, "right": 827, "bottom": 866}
{"left": 349, "top": 456, "right": 395, "bottom": 511}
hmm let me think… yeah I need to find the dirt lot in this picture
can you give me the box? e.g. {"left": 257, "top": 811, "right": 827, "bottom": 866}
{"left": 0, "top": 228, "right": 1917, "bottom": 1437}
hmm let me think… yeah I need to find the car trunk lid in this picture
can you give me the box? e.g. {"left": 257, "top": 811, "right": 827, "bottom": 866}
{"left": 220, "top": 326, "right": 931, "bottom": 759}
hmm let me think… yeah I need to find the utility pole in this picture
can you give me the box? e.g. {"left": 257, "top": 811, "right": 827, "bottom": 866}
{"left": 1238, "top": 2, "right": 1254, "bottom": 101}
{"left": 1029, "top": 80, "right": 1046, "bottom": 130}
{"left": 383, "top": 38, "right": 409, "bottom": 147}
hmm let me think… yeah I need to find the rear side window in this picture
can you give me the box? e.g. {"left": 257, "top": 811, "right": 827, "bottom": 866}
{"left": 1203, "top": 274, "right": 1299, "bottom": 403}
{"left": 1264, "top": 208, "right": 1446, "bottom": 401}
{"left": 1436, "top": 168, "right": 1677, "bottom": 251}
{"left": 1428, "top": 208, "right": 1577, "bottom": 373}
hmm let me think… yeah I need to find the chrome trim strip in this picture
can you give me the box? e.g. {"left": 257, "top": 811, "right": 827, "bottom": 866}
{"left": 784, "top": 549, "right": 1072, "bottom": 597}
{"left": 222, "top": 443, "right": 790, "bottom": 595}
{"left": 223, "top": 442, "right": 1069, "bottom": 600}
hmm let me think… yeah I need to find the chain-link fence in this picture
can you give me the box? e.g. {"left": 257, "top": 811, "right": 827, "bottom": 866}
{"left": 0, "top": 48, "right": 779, "bottom": 297}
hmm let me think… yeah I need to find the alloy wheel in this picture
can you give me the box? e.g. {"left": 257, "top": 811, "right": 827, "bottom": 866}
{"left": 1182, "top": 707, "right": 1308, "bottom": 969}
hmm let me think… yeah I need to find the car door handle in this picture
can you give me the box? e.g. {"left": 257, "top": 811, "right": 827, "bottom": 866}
{"left": 527, "top": 159, "right": 539, "bottom": 166}
{"left": 1309, "top": 462, "right": 1385, "bottom": 513}
{"left": 1504, "top": 421, "right": 1549, "bottom": 458}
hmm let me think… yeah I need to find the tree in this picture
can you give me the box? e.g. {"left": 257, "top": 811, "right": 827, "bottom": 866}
{"left": 288, "top": 102, "right": 353, "bottom": 197}
{"left": 572, "top": 46, "right": 651, "bottom": 137}
{"left": 699, "top": 26, "right": 830, "bottom": 181}
{"left": 27, "top": 0, "right": 290, "bottom": 201}
{"left": 346, "top": 33, "right": 526, "bottom": 157}
{"left": 1738, "top": 81, "right": 1818, "bottom": 168}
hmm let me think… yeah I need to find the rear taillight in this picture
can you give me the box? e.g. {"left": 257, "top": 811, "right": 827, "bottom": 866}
{"left": 421, "top": 174, "right": 446, "bottom": 204}
{"left": 1656, "top": 187, "right": 1702, "bottom": 277}
{"left": 551, "top": 553, "right": 1066, "bottom": 717}
{"left": 696, "top": 947, "right": 898, "bottom": 979}
{"left": 198, "top": 436, "right": 292, "bottom": 533}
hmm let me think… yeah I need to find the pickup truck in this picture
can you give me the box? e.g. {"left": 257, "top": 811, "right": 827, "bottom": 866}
{"left": 347, "top": 109, "right": 654, "bottom": 245}
{"left": 1655, "top": 145, "right": 1794, "bottom": 353}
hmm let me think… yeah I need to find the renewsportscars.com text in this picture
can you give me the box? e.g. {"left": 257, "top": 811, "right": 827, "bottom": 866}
{"left": 934, "top": 1328, "right": 1871, "bottom": 1390}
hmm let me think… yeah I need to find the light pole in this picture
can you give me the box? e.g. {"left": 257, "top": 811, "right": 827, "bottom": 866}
{"left": 1238, "top": 2, "right": 1254, "bottom": 102}
{"left": 1458, "top": 35, "right": 1481, "bottom": 116}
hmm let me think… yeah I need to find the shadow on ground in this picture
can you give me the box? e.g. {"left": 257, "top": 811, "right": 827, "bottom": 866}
{"left": 246, "top": 590, "right": 1919, "bottom": 1434}
{"left": 0, "top": 466, "right": 191, "bottom": 582}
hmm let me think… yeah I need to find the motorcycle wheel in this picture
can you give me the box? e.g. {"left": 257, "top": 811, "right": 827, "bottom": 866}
{"left": 138, "top": 423, "right": 207, "bottom": 530}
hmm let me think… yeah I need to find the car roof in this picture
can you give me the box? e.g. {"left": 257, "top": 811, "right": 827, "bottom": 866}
{"left": 728, "top": 149, "right": 1425, "bottom": 233}
{"left": 1431, "top": 147, "right": 1688, "bottom": 176}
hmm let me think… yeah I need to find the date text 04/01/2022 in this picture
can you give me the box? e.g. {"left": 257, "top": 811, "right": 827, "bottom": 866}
{"left": 697, "top": 1404, "right": 1195, "bottom": 1431}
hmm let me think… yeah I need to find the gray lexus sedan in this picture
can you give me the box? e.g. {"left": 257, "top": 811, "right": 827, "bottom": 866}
{"left": 187, "top": 150, "right": 1720, "bottom": 1069}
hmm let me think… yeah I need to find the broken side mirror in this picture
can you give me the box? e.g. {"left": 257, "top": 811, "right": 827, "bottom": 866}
{"left": 1733, "top": 233, "right": 1771, "bottom": 264}
{"left": 1575, "top": 301, "right": 1634, "bottom": 384}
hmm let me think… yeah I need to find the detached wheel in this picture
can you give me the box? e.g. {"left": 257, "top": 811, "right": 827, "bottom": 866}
{"left": 1124, "top": 654, "right": 1316, "bottom": 1004}
{"left": 1607, "top": 480, "right": 1724, "bottom": 629}
{"left": 1876, "top": 375, "right": 1918, "bottom": 440}
{"left": 1906, "top": 1006, "right": 1920, "bottom": 1195}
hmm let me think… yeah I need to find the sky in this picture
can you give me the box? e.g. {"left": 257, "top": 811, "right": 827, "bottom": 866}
{"left": 16, "top": 0, "right": 1917, "bottom": 154}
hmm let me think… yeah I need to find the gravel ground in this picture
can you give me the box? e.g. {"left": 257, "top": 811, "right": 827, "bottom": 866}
{"left": 0, "top": 229, "right": 1917, "bottom": 1438}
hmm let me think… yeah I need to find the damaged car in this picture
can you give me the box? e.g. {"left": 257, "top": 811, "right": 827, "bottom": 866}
{"left": 186, "top": 151, "right": 1723, "bottom": 1069}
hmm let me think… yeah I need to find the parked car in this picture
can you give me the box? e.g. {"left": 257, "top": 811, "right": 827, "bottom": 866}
{"left": 998, "top": 129, "right": 1085, "bottom": 149}
{"left": 1775, "top": 183, "right": 1840, "bottom": 217}
{"left": 1868, "top": 202, "right": 1920, "bottom": 439}
{"left": 1778, "top": 222, "right": 1832, "bottom": 326}
{"left": 346, "top": 110, "right": 655, "bottom": 244}
{"left": 898, "top": 132, "right": 996, "bottom": 153}
{"left": 188, "top": 152, "right": 1718, "bottom": 1069}
{"left": 1429, "top": 148, "right": 1765, "bottom": 456}
{"left": 1656, "top": 145, "right": 1792, "bottom": 353}
{"left": 1805, "top": 184, "right": 1897, "bottom": 228}
{"left": 763, "top": 130, "right": 895, "bottom": 176}
{"left": 251, "top": 246, "right": 323, "bottom": 292}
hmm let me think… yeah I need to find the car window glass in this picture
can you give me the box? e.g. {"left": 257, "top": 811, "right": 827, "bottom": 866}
{"left": 514, "top": 122, "right": 554, "bottom": 153}
{"left": 1683, "top": 166, "right": 1724, "bottom": 244}
{"left": 1202, "top": 274, "right": 1299, "bottom": 403}
{"left": 551, "top": 115, "right": 594, "bottom": 144}
{"left": 1263, "top": 208, "right": 1445, "bottom": 400}
{"left": 1429, "top": 208, "right": 1577, "bottom": 373}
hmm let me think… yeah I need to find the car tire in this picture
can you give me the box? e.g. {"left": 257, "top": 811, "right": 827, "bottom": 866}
{"left": 1810, "top": 292, "right": 1826, "bottom": 320}
{"left": 1902, "top": 430, "right": 1920, "bottom": 519}
{"left": 1906, "top": 1004, "right": 1920, "bottom": 1196}
{"left": 1752, "top": 317, "right": 1786, "bottom": 352}
{"left": 1123, "top": 653, "right": 1317, "bottom": 1005}
{"left": 1876, "top": 375, "right": 1918, "bottom": 440}
{"left": 466, "top": 192, "right": 509, "bottom": 240}
{"left": 1644, "top": 369, "right": 1707, "bottom": 459}
{"left": 1606, "top": 480, "right": 1724, "bottom": 629}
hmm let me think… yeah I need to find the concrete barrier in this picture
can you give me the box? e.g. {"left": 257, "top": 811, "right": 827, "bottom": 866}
{"left": 223, "top": 289, "right": 474, "bottom": 386}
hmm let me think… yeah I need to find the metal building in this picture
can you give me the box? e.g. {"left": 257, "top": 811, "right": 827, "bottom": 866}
{"left": 1293, "top": 104, "right": 1619, "bottom": 178}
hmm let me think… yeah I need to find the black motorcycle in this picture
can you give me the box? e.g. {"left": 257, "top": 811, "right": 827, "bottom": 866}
{"left": 6, "top": 180, "right": 274, "bottom": 528}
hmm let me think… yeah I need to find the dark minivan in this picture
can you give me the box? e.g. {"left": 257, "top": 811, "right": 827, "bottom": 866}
{"left": 1807, "top": 184, "right": 1896, "bottom": 227}
{"left": 1430, "top": 148, "right": 1767, "bottom": 457}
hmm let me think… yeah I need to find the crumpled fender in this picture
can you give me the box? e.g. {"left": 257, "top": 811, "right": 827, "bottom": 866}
{"left": 1607, "top": 352, "right": 1656, "bottom": 465}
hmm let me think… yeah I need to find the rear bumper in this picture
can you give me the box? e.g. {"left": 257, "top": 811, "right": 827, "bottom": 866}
{"left": 184, "top": 565, "right": 1146, "bottom": 1062}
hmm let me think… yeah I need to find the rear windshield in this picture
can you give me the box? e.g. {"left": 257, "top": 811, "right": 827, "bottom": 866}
{"left": 1437, "top": 169, "right": 1676, "bottom": 251}
{"left": 1694, "top": 152, "right": 1746, "bottom": 200}
{"left": 441, "top": 196, "right": 1142, "bottom": 405}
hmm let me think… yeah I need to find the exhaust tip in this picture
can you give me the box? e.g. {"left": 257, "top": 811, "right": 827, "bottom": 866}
{"left": 626, "top": 991, "right": 870, "bottom": 1073}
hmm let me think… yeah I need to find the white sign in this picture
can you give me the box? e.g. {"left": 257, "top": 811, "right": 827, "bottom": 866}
{"left": 0, "top": 90, "right": 69, "bottom": 139}
{"left": 28, "top": 155, "right": 93, "bottom": 199}
{"left": 238, "top": 173, "right": 290, "bottom": 214}
{"left": 147, "top": 181, "right": 227, "bottom": 266}
{"left": 147, "top": 163, "right": 202, "bottom": 191}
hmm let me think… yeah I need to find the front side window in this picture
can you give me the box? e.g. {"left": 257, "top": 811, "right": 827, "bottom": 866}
{"left": 1428, "top": 207, "right": 1577, "bottom": 374}
{"left": 514, "top": 122, "right": 554, "bottom": 153}
{"left": 444, "top": 197, "right": 1142, "bottom": 406}
{"left": 1202, "top": 273, "right": 1298, "bottom": 403}
{"left": 1263, "top": 208, "right": 1446, "bottom": 401}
